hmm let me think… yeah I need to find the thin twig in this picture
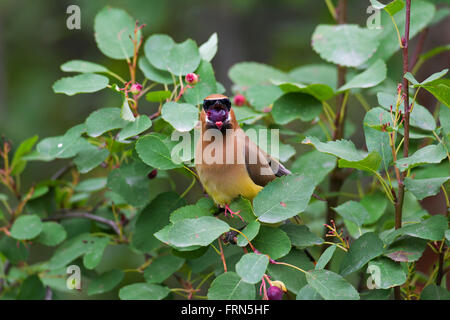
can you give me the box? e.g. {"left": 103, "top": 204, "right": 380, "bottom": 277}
{"left": 51, "top": 163, "right": 74, "bottom": 180}
{"left": 44, "top": 211, "right": 121, "bottom": 236}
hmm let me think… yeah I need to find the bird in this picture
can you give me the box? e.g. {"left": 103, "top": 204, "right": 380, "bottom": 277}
{"left": 195, "top": 94, "right": 291, "bottom": 220}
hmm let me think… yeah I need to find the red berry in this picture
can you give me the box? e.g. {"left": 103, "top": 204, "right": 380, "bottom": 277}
{"left": 147, "top": 169, "right": 158, "bottom": 179}
{"left": 233, "top": 94, "right": 246, "bottom": 106}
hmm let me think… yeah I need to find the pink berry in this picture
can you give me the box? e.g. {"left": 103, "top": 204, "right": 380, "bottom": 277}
{"left": 130, "top": 83, "right": 143, "bottom": 95}
{"left": 185, "top": 73, "right": 199, "bottom": 85}
{"left": 233, "top": 94, "right": 246, "bottom": 106}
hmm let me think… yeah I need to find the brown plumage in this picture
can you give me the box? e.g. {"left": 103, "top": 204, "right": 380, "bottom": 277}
{"left": 195, "top": 94, "right": 291, "bottom": 216}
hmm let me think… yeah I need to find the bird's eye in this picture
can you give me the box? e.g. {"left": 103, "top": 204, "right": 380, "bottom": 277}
{"left": 203, "top": 100, "right": 216, "bottom": 110}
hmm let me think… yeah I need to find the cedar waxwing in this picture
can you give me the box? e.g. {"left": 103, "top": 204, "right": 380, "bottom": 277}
{"left": 195, "top": 94, "right": 291, "bottom": 219}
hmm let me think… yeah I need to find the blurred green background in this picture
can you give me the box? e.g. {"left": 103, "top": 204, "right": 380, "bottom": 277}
{"left": 0, "top": 0, "right": 448, "bottom": 298}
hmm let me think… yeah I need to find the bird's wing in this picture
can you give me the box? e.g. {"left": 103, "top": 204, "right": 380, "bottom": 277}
{"left": 235, "top": 129, "right": 291, "bottom": 187}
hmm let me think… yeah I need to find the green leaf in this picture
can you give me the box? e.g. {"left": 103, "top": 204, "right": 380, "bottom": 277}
{"left": 168, "top": 217, "right": 229, "bottom": 248}
{"left": 315, "top": 246, "right": 336, "bottom": 270}
{"left": 340, "top": 232, "right": 384, "bottom": 276}
{"left": 361, "top": 192, "right": 388, "bottom": 225}
{"left": 117, "top": 116, "right": 152, "bottom": 141}
{"left": 10, "top": 214, "right": 43, "bottom": 240}
{"left": 31, "top": 124, "right": 86, "bottom": 161}
{"left": 138, "top": 57, "right": 173, "bottom": 85}
{"left": 53, "top": 73, "right": 109, "bottom": 96}
{"left": 360, "top": 289, "right": 392, "bottom": 300}
{"left": 422, "top": 79, "right": 450, "bottom": 108}
{"left": 268, "top": 250, "right": 314, "bottom": 294}
{"left": 273, "top": 81, "right": 335, "bottom": 101}
{"left": 229, "top": 62, "right": 288, "bottom": 86}
{"left": 333, "top": 201, "right": 370, "bottom": 227}
{"left": 253, "top": 174, "right": 315, "bottom": 224}
{"left": 144, "top": 35, "right": 201, "bottom": 76}
{"left": 236, "top": 221, "right": 260, "bottom": 247}
{"left": 161, "top": 102, "right": 198, "bottom": 132}
{"left": 289, "top": 63, "right": 337, "bottom": 90}
{"left": 132, "top": 192, "right": 185, "bottom": 253}
{"left": 384, "top": 236, "right": 427, "bottom": 262}
{"left": 169, "top": 204, "right": 212, "bottom": 224}
{"left": 119, "top": 283, "right": 170, "bottom": 300}
{"left": 252, "top": 226, "right": 291, "bottom": 260}
{"left": 144, "top": 255, "right": 185, "bottom": 284}
{"left": 166, "top": 39, "right": 201, "bottom": 76}
{"left": 368, "top": 257, "right": 407, "bottom": 289}
{"left": 120, "top": 97, "right": 135, "bottom": 122}
{"left": 404, "top": 176, "right": 450, "bottom": 200}
{"left": 272, "top": 92, "right": 322, "bottom": 124}
{"left": 396, "top": 144, "right": 447, "bottom": 172}
{"left": 83, "top": 237, "right": 110, "bottom": 270}
{"left": 245, "top": 85, "right": 284, "bottom": 111}
{"left": 280, "top": 224, "right": 324, "bottom": 248}
{"left": 49, "top": 234, "right": 92, "bottom": 269}
{"left": 94, "top": 7, "right": 139, "bottom": 60}
{"left": 311, "top": 24, "right": 380, "bottom": 67}
{"left": 199, "top": 32, "right": 218, "bottom": 62}
{"left": 36, "top": 222, "right": 67, "bottom": 246}
{"left": 364, "top": 0, "right": 435, "bottom": 66}
{"left": 61, "top": 60, "right": 109, "bottom": 73}
{"left": 338, "top": 151, "right": 382, "bottom": 173}
{"left": 144, "top": 34, "right": 176, "bottom": 70}
{"left": 234, "top": 107, "right": 263, "bottom": 125}
{"left": 73, "top": 144, "right": 109, "bottom": 174}
{"left": 235, "top": 253, "right": 269, "bottom": 284}
{"left": 338, "top": 60, "right": 386, "bottom": 92}
{"left": 135, "top": 134, "right": 183, "bottom": 170}
{"left": 17, "top": 275, "right": 45, "bottom": 300}
{"left": 207, "top": 272, "right": 255, "bottom": 300}
{"left": 0, "top": 236, "right": 29, "bottom": 264}
{"left": 85, "top": 108, "right": 129, "bottom": 137}
{"left": 302, "top": 136, "right": 379, "bottom": 172}
{"left": 291, "top": 150, "right": 336, "bottom": 186}
{"left": 74, "top": 177, "right": 107, "bottom": 193}
{"left": 440, "top": 106, "right": 450, "bottom": 135}
{"left": 183, "top": 60, "right": 217, "bottom": 106}
{"left": 377, "top": 92, "right": 436, "bottom": 131}
{"left": 384, "top": 215, "right": 448, "bottom": 244}
{"left": 421, "top": 284, "right": 450, "bottom": 300}
{"left": 88, "top": 269, "right": 124, "bottom": 296}
{"left": 370, "top": 0, "right": 405, "bottom": 16}
{"left": 406, "top": 69, "right": 448, "bottom": 87}
{"left": 107, "top": 160, "right": 151, "bottom": 207}
{"left": 306, "top": 269, "right": 359, "bottom": 300}
{"left": 10, "top": 135, "right": 39, "bottom": 175}
{"left": 296, "top": 284, "right": 323, "bottom": 300}
{"left": 145, "top": 90, "right": 171, "bottom": 103}
{"left": 363, "top": 107, "right": 393, "bottom": 169}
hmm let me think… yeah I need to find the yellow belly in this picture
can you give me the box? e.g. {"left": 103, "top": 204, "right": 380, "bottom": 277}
{"left": 197, "top": 163, "right": 263, "bottom": 206}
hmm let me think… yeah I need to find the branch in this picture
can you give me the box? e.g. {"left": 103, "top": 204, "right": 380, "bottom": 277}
{"left": 394, "top": 0, "right": 411, "bottom": 301}
{"left": 44, "top": 211, "right": 121, "bottom": 236}
{"left": 410, "top": 28, "right": 428, "bottom": 72}
{"left": 0, "top": 260, "right": 11, "bottom": 296}
{"left": 51, "top": 162, "right": 74, "bottom": 180}
{"left": 324, "top": 0, "right": 347, "bottom": 240}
